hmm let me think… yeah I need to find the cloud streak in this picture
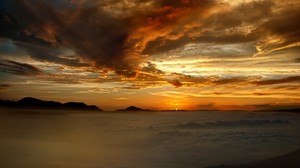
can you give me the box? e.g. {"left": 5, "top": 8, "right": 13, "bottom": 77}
{"left": 252, "top": 76, "right": 300, "bottom": 85}
{"left": 0, "top": 59, "right": 42, "bottom": 76}
{"left": 0, "top": 84, "right": 11, "bottom": 91}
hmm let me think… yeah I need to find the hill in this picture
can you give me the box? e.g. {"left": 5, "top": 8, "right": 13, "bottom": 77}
{"left": 117, "top": 106, "right": 149, "bottom": 111}
{"left": 0, "top": 97, "right": 102, "bottom": 111}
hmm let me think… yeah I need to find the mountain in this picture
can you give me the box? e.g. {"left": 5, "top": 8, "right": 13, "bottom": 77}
{"left": 117, "top": 106, "right": 149, "bottom": 111}
{"left": 0, "top": 97, "right": 102, "bottom": 111}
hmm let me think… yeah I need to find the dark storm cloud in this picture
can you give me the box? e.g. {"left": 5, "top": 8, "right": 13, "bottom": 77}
{"left": 18, "top": 43, "right": 89, "bottom": 67}
{"left": 0, "top": 0, "right": 217, "bottom": 77}
{"left": 142, "top": 0, "right": 274, "bottom": 55}
{"left": 0, "top": 59, "right": 42, "bottom": 76}
{"left": 143, "top": 33, "right": 258, "bottom": 55}
{"left": 0, "top": 0, "right": 61, "bottom": 45}
{"left": 0, "top": 0, "right": 134, "bottom": 76}
{"left": 255, "top": 7, "right": 300, "bottom": 54}
{"left": 143, "top": 0, "right": 300, "bottom": 56}
{"left": 1, "top": 0, "right": 299, "bottom": 78}
{"left": 58, "top": 4, "right": 136, "bottom": 77}
{"left": 0, "top": 1, "right": 88, "bottom": 67}
{"left": 210, "top": 1, "right": 274, "bottom": 28}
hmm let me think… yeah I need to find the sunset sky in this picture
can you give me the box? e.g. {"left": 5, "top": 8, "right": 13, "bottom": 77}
{"left": 1, "top": 0, "right": 300, "bottom": 111}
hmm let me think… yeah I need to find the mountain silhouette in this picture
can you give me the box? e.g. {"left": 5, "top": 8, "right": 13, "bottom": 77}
{"left": 117, "top": 106, "right": 149, "bottom": 111}
{"left": 0, "top": 97, "right": 102, "bottom": 111}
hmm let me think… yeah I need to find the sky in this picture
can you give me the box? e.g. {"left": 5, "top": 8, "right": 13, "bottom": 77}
{"left": 1, "top": 0, "right": 300, "bottom": 111}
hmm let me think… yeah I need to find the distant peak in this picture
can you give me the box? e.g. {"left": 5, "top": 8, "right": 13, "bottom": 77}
{"left": 117, "top": 106, "right": 149, "bottom": 111}
{"left": 126, "top": 106, "right": 141, "bottom": 110}
{"left": 18, "top": 97, "right": 40, "bottom": 101}
{"left": 17, "top": 97, "right": 43, "bottom": 104}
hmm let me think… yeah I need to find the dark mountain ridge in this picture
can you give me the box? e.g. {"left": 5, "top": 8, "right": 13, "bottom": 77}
{"left": 0, "top": 97, "right": 102, "bottom": 111}
{"left": 117, "top": 106, "right": 149, "bottom": 111}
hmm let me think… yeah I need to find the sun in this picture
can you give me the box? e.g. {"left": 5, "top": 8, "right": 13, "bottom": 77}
{"left": 165, "top": 98, "right": 188, "bottom": 110}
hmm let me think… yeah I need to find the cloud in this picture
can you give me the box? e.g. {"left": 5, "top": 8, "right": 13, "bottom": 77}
{"left": 116, "top": 97, "right": 131, "bottom": 100}
{"left": 143, "top": 0, "right": 300, "bottom": 57}
{"left": 163, "top": 73, "right": 249, "bottom": 87}
{"left": 0, "top": 59, "right": 42, "bottom": 76}
{"left": 138, "top": 74, "right": 300, "bottom": 88}
{"left": 0, "top": 0, "right": 218, "bottom": 77}
{"left": 149, "top": 91, "right": 188, "bottom": 99}
{"left": 0, "top": 84, "right": 12, "bottom": 91}
{"left": 254, "top": 6, "right": 300, "bottom": 55}
{"left": 212, "top": 77, "right": 248, "bottom": 85}
{"left": 1, "top": 0, "right": 299, "bottom": 80}
{"left": 76, "top": 88, "right": 110, "bottom": 94}
{"left": 1, "top": 0, "right": 128, "bottom": 75}
{"left": 142, "top": 0, "right": 274, "bottom": 55}
{"left": 272, "top": 85, "right": 300, "bottom": 91}
{"left": 252, "top": 76, "right": 300, "bottom": 85}
{"left": 167, "top": 79, "right": 183, "bottom": 88}
{"left": 140, "top": 62, "right": 164, "bottom": 75}
{"left": 18, "top": 43, "right": 90, "bottom": 67}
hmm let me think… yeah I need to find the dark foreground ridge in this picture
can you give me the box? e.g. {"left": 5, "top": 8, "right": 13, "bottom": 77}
{"left": 0, "top": 97, "right": 102, "bottom": 111}
{"left": 274, "top": 108, "right": 300, "bottom": 113}
{"left": 207, "top": 148, "right": 300, "bottom": 168}
{"left": 117, "top": 106, "right": 149, "bottom": 111}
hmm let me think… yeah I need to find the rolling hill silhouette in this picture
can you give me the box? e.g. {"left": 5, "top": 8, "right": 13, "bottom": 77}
{"left": 117, "top": 106, "right": 149, "bottom": 111}
{"left": 0, "top": 97, "right": 102, "bottom": 111}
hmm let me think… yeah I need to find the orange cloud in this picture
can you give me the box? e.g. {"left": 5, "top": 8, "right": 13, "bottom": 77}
{"left": 252, "top": 76, "right": 300, "bottom": 85}
{"left": 167, "top": 80, "right": 183, "bottom": 88}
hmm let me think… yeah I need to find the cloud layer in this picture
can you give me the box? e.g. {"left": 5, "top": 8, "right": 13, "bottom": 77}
{"left": 1, "top": 0, "right": 300, "bottom": 77}
{"left": 0, "top": 0, "right": 216, "bottom": 77}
